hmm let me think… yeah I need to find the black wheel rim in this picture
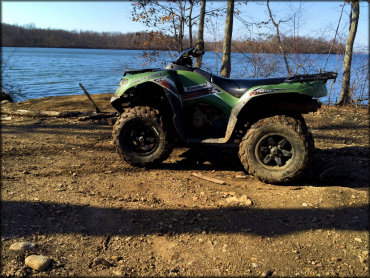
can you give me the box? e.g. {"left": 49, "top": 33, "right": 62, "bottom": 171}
{"left": 256, "top": 134, "right": 293, "bottom": 167}
{"left": 122, "top": 121, "right": 160, "bottom": 155}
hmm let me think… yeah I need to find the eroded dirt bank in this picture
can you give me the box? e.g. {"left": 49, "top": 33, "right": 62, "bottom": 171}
{"left": 1, "top": 94, "right": 369, "bottom": 277}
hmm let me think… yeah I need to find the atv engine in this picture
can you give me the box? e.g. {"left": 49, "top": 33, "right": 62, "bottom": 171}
{"left": 184, "top": 103, "right": 227, "bottom": 138}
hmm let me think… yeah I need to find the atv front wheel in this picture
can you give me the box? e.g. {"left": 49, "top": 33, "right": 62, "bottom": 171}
{"left": 238, "top": 115, "right": 314, "bottom": 184}
{"left": 113, "top": 106, "right": 174, "bottom": 167}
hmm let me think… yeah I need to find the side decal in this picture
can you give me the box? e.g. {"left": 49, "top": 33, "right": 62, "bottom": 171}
{"left": 182, "top": 82, "right": 222, "bottom": 100}
{"left": 249, "top": 88, "right": 285, "bottom": 96}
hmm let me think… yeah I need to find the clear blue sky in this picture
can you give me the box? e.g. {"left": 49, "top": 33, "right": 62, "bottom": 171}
{"left": 2, "top": 1, "right": 368, "bottom": 51}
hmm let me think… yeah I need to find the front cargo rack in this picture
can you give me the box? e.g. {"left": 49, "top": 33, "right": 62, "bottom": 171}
{"left": 284, "top": 72, "right": 338, "bottom": 83}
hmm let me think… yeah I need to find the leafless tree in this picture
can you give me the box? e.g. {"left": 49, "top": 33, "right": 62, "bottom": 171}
{"left": 337, "top": 0, "right": 360, "bottom": 106}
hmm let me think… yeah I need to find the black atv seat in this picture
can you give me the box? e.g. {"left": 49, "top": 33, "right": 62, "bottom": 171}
{"left": 211, "top": 75, "right": 287, "bottom": 98}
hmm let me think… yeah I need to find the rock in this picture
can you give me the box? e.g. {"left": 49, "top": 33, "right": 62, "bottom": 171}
{"left": 239, "top": 195, "right": 253, "bottom": 206}
{"left": 260, "top": 269, "right": 274, "bottom": 277}
{"left": 9, "top": 241, "right": 36, "bottom": 251}
{"left": 113, "top": 268, "right": 124, "bottom": 275}
{"left": 25, "top": 255, "right": 51, "bottom": 271}
{"left": 225, "top": 195, "right": 252, "bottom": 206}
{"left": 252, "top": 263, "right": 259, "bottom": 268}
{"left": 302, "top": 203, "right": 308, "bottom": 207}
{"left": 111, "top": 256, "right": 123, "bottom": 262}
{"left": 225, "top": 196, "right": 239, "bottom": 203}
{"left": 354, "top": 237, "right": 362, "bottom": 243}
{"left": 91, "top": 257, "right": 113, "bottom": 268}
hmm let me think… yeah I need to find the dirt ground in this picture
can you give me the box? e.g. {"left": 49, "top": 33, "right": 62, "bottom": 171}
{"left": 1, "top": 94, "right": 369, "bottom": 277}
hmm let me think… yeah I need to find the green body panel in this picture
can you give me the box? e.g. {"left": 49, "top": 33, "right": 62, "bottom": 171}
{"left": 176, "top": 70, "right": 206, "bottom": 87}
{"left": 115, "top": 70, "right": 327, "bottom": 108}
{"left": 176, "top": 70, "right": 238, "bottom": 117}
{"left": 114, "top": 70, "right": 170, "bottom": 97}
{"left": 246, "top": 81, "right": 327, "bottom": 98}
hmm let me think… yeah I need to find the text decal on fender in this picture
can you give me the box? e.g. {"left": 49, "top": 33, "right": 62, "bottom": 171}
{"left": 182, "top": 82, "right": 222, "bottom": 100}
{"left": 153, "top": 77, "right": 177, "bottom": 93}
{"left": 249, "top": 88, "right": 285, "bottom": 96}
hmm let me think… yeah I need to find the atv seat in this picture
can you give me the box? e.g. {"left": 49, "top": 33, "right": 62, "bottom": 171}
{"left": 211, "top": 75, "right": 286, "bottom": 98}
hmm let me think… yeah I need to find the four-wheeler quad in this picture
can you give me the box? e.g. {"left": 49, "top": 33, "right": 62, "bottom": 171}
{"left": 110, "top": 47, "right": 337, "bottom": 183}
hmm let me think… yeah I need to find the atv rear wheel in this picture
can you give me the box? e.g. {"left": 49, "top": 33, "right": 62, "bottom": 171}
{"left": 238, "top": 115, "right": 314, "bottom": 184}
{"left": 113, "top": 106, "right": 174, "bottom": 167}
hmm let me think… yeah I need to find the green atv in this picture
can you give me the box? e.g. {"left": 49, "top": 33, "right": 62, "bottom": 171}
{"left": 111, "top": 47, "right": 337, "bottom": 183}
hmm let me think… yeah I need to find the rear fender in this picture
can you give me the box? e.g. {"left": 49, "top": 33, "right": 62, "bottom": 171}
{"left": 223, "top": 91, "right": 322, "bottom": 143}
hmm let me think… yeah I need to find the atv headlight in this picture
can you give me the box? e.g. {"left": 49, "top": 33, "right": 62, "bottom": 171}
{"left": 119, "top": 78, "right": 129, "bottom": 86}
{"left": 114, "top": 78, "right": 129, "bottom": 96}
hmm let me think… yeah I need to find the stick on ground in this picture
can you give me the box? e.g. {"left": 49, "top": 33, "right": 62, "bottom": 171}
{"left": 192, "top": 172, "right": 226, "bottom": 185}
{"left": 79, "top": 83, "right": 101, "bottom": 113}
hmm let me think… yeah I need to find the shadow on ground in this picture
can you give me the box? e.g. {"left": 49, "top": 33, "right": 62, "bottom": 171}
{"left": 160, "top": 145, "right": 369, "bottom": 188}
{"left": 1, "top": 201, "right": 368, "bottom": 239}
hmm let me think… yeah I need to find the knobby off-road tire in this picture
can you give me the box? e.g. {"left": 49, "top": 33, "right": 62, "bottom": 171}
{"left": 238, "top": 115, "right": 314, "bottom": 184}
{"left": 113, "top": 106, "right": 174, "bottom": 167}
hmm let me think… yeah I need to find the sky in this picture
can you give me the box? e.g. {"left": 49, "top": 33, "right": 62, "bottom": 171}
{"left": 1, "top": 1, "right": 369, "bottom": 51}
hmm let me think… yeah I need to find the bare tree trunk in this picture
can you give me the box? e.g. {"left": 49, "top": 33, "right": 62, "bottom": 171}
{"left": 195, "top": 0, "right": 206, "bottom": 68}
{"left": 337, "top": 0, "right": 359, "bottom": 106}
{"left": 267, "top": 0, "right": 291, "bottom": 76}
{"left": 220, "top": 0, "right": 234, "bottom": 77}
{"left": 188, "top": 0, "right": 194, "bottom": 48}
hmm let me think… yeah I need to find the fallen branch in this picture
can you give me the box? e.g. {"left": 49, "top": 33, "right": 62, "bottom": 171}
{"left": 1, "top": 107, "right": 115, "bottom": 118}
{"left": 192, "top": 172, "right": 226, "bottom": 185}
{"left": 79, "top": 83, "right": 102, "bottom": 113}
{"left": 77, "top": 113, "right": 117, "bottom": 121}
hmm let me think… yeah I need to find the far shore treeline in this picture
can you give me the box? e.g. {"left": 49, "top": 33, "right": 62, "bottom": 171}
{"left": 1, "top": 23, "right": 344, "bottom": 54}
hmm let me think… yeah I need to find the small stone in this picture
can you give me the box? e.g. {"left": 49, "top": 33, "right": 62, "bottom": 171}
{"left": 113, "top": 269, "right": 123, "bottom": 275}
{"left": 25, "top": 255, "right": 51, "bottom": 271}
{"left": 362, "top": 250, "right": 369, "bottom": 256}
{"left": 260, "top": 269, "right": 274, "bottom": 277}
{"left": 226, "top": 196, "right": 239, "bottom": 203}
{"left": 91, "top": 257, "right": 113, "bottom": 268}
{"left": 252, "top": 263, "right": 259, "bottom": 268}
{"left": 302, "top": 203, "right": 308, "bottom": 207}
{"left": 9, "top": 241, "right": 36, "bottom": 251}
{"left": 125, "top": 236, "right": 133, "bottom": 242}
{"left": 225, "top": 195, "right": 252, "bottom": 206}
{"left": 239, "top": 195, "right": 253, "bottom": 206}
{"left": 354, "top": 238, "right": 362, "bottom": 243}
{"left": 111, "top": 256, "right": 123, "bottom": 262}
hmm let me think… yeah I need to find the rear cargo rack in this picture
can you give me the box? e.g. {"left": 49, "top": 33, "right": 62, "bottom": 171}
{"left": 123, "top": 68, "right": 161, "bottom": 76}
{"left": 284, "top": 72, "right": 338, "bottom": 83}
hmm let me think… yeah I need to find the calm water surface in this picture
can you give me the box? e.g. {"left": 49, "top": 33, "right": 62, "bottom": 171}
{"left": 2, "top": 47, "right": 368, "bottom": 104}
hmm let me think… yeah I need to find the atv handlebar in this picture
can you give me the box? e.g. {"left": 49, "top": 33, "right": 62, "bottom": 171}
{"left": 173, "top": 47, "right": 204, "bottom": 67}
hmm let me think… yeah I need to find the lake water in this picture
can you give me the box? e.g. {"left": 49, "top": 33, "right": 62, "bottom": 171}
{"left": 1, "top": 47, "right": 368, "bottom": 104}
